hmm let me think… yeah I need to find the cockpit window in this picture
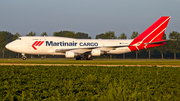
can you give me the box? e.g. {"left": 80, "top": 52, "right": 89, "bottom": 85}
{"left": 16, "top": 38, "right": 21, "bottom": 40}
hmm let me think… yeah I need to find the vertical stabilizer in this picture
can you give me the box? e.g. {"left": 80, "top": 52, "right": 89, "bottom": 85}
{"left": 129, "top": 16, "right": 170, "bottom": 51}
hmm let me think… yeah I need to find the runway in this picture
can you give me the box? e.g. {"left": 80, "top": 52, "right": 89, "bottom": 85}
{"left": 0, "top": 63, "right": 180, "bottom": 67}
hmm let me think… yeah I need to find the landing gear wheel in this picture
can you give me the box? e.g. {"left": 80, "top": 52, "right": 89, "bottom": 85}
{"left": 76, "top": 57, "right": 81, "bottom": 60}
{"left": 22, "top": 57, "right": 26, "bottom": 60}
{"left": 89, "top": 57, "right": 93, "bottom": 60}
{"left": 76, "top": 55, "right": 92, "bottom": 60}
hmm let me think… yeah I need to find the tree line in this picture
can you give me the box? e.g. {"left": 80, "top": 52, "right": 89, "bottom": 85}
{"left": 0, "top": 30, "right": 180, "bottom": 59}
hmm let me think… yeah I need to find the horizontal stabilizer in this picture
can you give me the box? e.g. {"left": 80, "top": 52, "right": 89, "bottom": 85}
{"left": 144, "top": 40, "right": 170, "bottom": 45}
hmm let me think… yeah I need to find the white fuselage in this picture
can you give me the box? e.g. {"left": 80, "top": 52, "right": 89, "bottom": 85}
{"left": 6, "top": 36, "right": 133, "bottom": 56}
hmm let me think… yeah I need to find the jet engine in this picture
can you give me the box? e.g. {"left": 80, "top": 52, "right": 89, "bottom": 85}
{"left": 65, "top": 51, "right": 77, "bottom": 58}
{"left": 91, "top": 49, "right": 106, "bottom": 56}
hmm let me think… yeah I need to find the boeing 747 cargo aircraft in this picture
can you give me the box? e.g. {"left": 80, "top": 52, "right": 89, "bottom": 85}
{"left": 5, "top": 16, "right": 170, "bottom": 60}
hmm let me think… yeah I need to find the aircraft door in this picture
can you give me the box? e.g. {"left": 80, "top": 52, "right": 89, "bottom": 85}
{"left": 27, "top": 42, "right": 32, "bottom": 51}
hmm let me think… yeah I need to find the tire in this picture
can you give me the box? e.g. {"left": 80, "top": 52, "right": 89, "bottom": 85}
{"left": 90, "top": 57, "right": 93, "bottom": 60}
{"left": 22, "top": 57, "right": 26, "bottom": 60}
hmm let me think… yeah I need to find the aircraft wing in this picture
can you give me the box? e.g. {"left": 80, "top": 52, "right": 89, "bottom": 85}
{"left": 55, "top": 45, "right": 131, "bottom": 53}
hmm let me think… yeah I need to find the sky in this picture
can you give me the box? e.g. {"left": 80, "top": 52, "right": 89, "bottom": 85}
{"left": 0, "top": 0, "right": 180, "bottom": 38}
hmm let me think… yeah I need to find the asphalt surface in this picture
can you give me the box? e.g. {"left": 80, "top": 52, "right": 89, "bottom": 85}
{"left": 0, "top": 63, "right": 180, "bottom": 67}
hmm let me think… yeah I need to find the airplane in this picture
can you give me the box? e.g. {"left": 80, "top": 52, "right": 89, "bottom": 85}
{"left": 5, "top": 16, "right": 171, "bottom": 60}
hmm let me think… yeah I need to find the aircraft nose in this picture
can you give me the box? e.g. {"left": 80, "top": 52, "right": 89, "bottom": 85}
{"left": 5, "top": 43, "right": 10, "bottom": 50}
{"left": 5, "top": 42, "right": 19, "bottom": 52}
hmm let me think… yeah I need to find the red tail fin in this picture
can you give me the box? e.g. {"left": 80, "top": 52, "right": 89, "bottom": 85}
{"left": 129, "top": 16, "right": 171, "bottom": 51}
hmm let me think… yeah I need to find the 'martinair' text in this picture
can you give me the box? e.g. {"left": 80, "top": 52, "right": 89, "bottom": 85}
{"left": 46, "top": 41, "right": 98, "bottom": 46}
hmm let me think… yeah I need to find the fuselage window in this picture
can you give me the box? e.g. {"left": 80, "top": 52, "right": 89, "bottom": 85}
{"left": 32, "top": 39, "right": 39, "bottom": 40}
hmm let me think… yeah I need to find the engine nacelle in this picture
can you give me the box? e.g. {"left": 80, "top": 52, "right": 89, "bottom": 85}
{"left": 65, "top": 51, "right": 77, "bottom": 58}
{"left": 91, "top": 49, "right": 104, "bottom": 56}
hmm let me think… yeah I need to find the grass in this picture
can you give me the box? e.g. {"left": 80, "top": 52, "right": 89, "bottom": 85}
{"left": 0, "top": 58, "right": 180, "bottom": 65}
{"left": 1, "top": 65, "right": 180, "bottom": 100}
{"left": 1, "top": 58, "right": 180, "bottom": 100}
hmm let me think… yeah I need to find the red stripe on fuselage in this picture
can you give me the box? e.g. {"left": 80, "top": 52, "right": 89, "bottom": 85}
{"left": 32, "top": 41, "right": 38, "bottom": 50}
{"left": 35, "top": 41, "right": 42, "bottom": 46}
{"left": 38, "top": 41, "right": 44, "bottom": 46}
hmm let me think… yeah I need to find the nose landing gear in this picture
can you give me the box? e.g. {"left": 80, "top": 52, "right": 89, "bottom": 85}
{"left": 22, "top": 53, "right": 27, "bottom": 60}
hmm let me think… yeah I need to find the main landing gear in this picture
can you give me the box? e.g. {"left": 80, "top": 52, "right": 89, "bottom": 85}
{"left": 76, "top": 55, "right": 93, "bottom": 60}
{"left": 20, "top": 54, "right": 92, "bottom": 60}
{"left": 22, "top": 53, "right": 27, "bottom": 60}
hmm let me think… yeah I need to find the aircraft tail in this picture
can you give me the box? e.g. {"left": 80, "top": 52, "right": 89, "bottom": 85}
{"left": 129, "top": 16, "right": 171, "bottom": 51}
